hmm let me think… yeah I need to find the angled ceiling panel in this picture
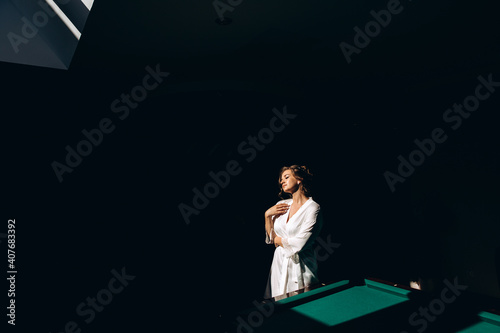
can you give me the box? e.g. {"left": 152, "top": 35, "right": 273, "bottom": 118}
{"left": 0, "top": 0, "right": 94, "bottom": 69}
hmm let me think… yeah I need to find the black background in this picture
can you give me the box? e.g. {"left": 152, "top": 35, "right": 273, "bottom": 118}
{"left": 2, "top": 0, "right": 500, "bottom": 332}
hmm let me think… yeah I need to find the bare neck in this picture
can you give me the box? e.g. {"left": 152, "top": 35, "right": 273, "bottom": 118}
{"left": 291, "top": 190, "right": 309, "bottom": 206}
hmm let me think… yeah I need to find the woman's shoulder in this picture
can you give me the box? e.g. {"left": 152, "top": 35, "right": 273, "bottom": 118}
{"left": 307, "top": 197, "right": 320, "bottom": 210}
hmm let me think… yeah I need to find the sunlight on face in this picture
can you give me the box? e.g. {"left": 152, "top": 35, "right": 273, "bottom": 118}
{"left": 281, "top": 169, "right": 299, "bottom": 193}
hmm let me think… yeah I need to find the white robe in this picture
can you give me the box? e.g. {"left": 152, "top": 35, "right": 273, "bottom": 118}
{"left": 265, "top": 197, "right": 322, "bottom": 299}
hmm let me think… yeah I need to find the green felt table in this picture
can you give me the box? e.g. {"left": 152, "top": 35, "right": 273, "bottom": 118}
{"left": 457, "top": 311, "right": 500, "bottom": 333}
{"left": 234, "top": 279, "right": 500, "bottom": 333}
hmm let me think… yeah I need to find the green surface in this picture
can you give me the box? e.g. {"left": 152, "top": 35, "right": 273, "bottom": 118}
{"left": 254, "top": 280, "right": 500, "bottom": 332}
{"left": 365, "top": 279, "right": 411, "bottom": 298}
{"left": 275, "top": 280, "right": 350, "bottom": 306}
{"left": 457, "top": 311, "right": 500, "bottom": 333}
{"left": 290, "top": 282, "right": 409, "bottom": 327}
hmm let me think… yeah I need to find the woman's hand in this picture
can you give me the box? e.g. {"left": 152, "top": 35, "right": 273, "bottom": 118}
{"left": 265, "top": 203, "right": 290, "bottom": 218}
{"left": 274, "top": 236, "right": 283, "bottom": 247}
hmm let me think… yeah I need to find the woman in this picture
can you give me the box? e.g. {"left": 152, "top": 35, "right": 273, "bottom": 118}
{"left": 264, "top": 165, "right": 322, "bottom": 300}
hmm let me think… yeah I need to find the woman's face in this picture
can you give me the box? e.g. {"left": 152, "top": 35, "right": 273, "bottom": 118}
{"left": 280, "top": 169, "right": 300, "bottom": 194}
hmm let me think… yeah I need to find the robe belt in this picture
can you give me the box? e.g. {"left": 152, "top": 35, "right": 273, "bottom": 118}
{"left": 279, "top": 247, "right": 301, "bottom": 295}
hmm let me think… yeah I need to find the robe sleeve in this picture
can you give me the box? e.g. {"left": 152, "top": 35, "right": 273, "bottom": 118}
{"left": 265, "top": 227, "right": 274, "bottom": 244}
{"left": 265, "top": 216, "right": 277, "bottom": 244}
{"left": 281, "top": 205, "right": 321, "bottom": 258}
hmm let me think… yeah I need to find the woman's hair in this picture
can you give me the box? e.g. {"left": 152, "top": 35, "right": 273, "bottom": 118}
{"left": 278, "top": 165, "right": 313, "bottom": 199}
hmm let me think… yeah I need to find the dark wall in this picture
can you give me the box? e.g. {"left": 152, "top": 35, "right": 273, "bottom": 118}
{"left": 2, "top": 0, "right": 500, "bottom": 332}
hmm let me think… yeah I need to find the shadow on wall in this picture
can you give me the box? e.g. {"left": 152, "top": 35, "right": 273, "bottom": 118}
{"left": 409, "top": 162, "right": 500, "bottom": 299}
{"left": 408, "top": 190, "right": 459, "bottom": 292}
